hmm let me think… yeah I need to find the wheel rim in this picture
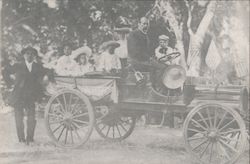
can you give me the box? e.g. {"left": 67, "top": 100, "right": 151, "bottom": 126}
{"left": 183, "top": 104, "right": 247, "bottom": 164}
{"left": 95, "top": 106, "right": 136, "bottom": 141}
{"left": 45, "top": 89, "right": 94, "bottom": 148}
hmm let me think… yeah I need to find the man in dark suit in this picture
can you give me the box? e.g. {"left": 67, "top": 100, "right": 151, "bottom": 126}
{"left": 9, "top": 46, "right": 46, "bottom": 145}
{"left": 127, "top": 17, "right": 165, "bottom": 72}
{"left": 127, "top": 17, "right": 151, "bottom": 71}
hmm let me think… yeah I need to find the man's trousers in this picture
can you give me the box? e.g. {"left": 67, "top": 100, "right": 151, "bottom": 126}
{"left": 14, "top": 103, "right": 36, "bottom": 142}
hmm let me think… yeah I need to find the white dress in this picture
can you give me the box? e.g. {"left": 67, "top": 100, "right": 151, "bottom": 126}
{"left": 55, "top": 55, "right": 78, "bottom": 76}
{"left": 97, "top": 52, "right": 121, "bottom": 72}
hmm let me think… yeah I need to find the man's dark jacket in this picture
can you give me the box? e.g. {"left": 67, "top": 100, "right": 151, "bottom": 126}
{"left": 9, "top": 61, "right": 46, "bottom": 107}
{"left": 127, "top": 29, "right": 150, "bottom": 62}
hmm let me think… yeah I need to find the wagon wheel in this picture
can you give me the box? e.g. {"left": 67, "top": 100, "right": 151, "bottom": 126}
{"left": 45, "top": 89, "right": 95, "bottom": 148}
{"left": 183, "top": 103, "right": 247, "bottom": 164}
{"left": 95, "top": 106, "right": 136, "bottom": 141}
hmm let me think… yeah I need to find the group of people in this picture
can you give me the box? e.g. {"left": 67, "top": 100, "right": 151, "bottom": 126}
{"left": 6, "top": 16, "right": 180, "bottom": 145}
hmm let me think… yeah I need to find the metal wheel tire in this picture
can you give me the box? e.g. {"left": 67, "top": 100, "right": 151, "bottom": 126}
{"left": 95, "top": 107, "right": 136, "bottom": 141}
{"left": 183, "top": 103, "right": 247, "bottom": 164}
{"left": 45, "top": 89, "right": 95, "bottom": 148}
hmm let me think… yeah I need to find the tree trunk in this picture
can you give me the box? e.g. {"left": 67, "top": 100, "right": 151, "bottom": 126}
{"left": 186, "top": 1, "right": 216, "bottom": 77}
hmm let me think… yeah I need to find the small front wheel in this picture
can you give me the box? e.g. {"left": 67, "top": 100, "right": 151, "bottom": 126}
{"left": 95, "top": 106, "right": 136, "bottom": 141}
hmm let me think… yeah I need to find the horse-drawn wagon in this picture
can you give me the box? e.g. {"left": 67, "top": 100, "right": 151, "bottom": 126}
{"left": 44, "top": 59, "right": 249, "bottom": 164}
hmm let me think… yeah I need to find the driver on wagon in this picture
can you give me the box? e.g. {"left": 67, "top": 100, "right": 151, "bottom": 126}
{"left": 154, "top": 35, "right": 180, "bottom": 65}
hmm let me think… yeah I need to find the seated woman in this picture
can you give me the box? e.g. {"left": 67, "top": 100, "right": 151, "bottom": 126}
{"left": 73, "top": 51, "right": 95, "bottom": 76}
{"left": 54, "top": 44, "right": 78, "bottom": 76}
{"left": 97, "top": 41, "right": 122, "bottom": 75}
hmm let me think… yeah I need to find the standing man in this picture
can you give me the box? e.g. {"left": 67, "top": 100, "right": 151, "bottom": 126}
{"left": 127, "top": 17, "right": 151, "bottom": 71}
{"left": 127, "top": 17, "right": 165, "bottom": 72}
{"left": 9, "top": 47, "right": 47, "bottom": 145}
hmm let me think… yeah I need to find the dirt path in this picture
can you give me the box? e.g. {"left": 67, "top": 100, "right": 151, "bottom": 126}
{"left": 0, "top": 112, "right": 249, "bottom": 164}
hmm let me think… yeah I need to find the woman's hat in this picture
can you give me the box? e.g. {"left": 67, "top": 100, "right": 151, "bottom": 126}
{"left": 100, "top": 41, "right": 120, "bottom": 50}
{"left": 72, "top": 46, "right": 92, "bottom": 59}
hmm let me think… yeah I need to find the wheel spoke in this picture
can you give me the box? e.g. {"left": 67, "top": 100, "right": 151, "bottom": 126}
{"left": 72, "top": 104, "right": 82, "bottom": 116}
{"left": 115, "top": 124, "right": 122, "bottom": 137}
{"left": 209, "top": 143, "right": 214, "bottom": 163}
{"left": 197, "top": 112, "right": 210, "bottom": 128}
{"left": 72, "top": 121, "right": 82, "bottom": 129}
{"left": 118, "top": 122, "right": 128, "bottom": 132}
{"left": 57, "top": 126, "right": 66, "bottom": 141}
{"left": 200, "top": 142, "right": 211, "bottom": 158}
{"left": 220, "top": 135, "right": 241, "bottom": 143}
{"left": 68, "top": 93, "right": 73, "bottom": 112}
{"left": 188, "top": 128, "right": 205, "bottom": 134}
{"left": 52, "top": 123, "right": 64, "bottom": 134}
{"left": 217, "top": 142, "right": 230, "bottom": 161}
{"left": 192, "top": 139, "right": 208, "bottom": 151}
{"left": 106, "top": 126, "right": 111, "bottom": 137}
{"left": 213, "top": 109, "right": 218, "bottom": 128}
{"left": 191, "top": 119, "right": 208, "bottom": 131}
{"left": 216, "top": 111, "right": 228, "bottom": 129}
{"left": 64, "top": 129, "right": 68, "bottom": 144}
{"left": 73, "top": 119, "right": 89, "bottom": 125}
{"left": 71, "top": 122, "right": 83, "bottom": 141}
{"left": 72, "top": 112, "right": 88, "bottom": 119}
{"left": 220, "top": 129, "right": 241, "bottom": 135}
{"left": 62, "top": 93, "right": 67, "bottom": 112}
{"left": 219, "top": 139, "right": 238, "bottom": 153}
{"left": 218, "top": 119, "right": 236, "bottom": 132}
{"left": 188, "top": 135, "right": 205, "bottom": 141}
{"left": 56, "top": 97, "right": 66, "bottom": 113}
{"left": 71, "top": 97, "right": 80, "bottom": 114}
{"left": 206, "top": 107, "right": 213, "bottom": 128}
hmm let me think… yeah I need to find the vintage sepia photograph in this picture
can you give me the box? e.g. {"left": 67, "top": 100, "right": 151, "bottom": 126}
{"left": 0, "top": 0, "right": 249, "bottom": 163}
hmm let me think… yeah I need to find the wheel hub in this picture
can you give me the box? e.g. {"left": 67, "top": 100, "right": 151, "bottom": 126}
{"left": 207, "top": 129, "right": 219, "bottom": 142}
{"left": 63, "top": 112, "right": 73, "bottom": 123}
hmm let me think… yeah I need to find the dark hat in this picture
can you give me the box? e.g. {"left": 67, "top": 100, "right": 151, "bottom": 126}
{"left": 21, "top": 46, "right": 38, "bottom": 56}
{"left": 100, "top": 41, "right": 120, "bottom": 50}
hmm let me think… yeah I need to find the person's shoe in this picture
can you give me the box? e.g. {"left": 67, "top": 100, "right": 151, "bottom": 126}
{"left": 19, "top": 138, "right": 26, "bottom": 143}
{"left": 26, "top": 138, "right": 34, "bottom": 146}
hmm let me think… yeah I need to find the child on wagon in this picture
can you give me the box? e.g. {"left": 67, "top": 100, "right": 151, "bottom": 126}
{"left": 97, "top": 41, "right": 122, "bottom": 75}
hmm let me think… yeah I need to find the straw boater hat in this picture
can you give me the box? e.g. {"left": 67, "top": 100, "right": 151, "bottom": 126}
{"left": 72, "top": 46, "right": 92, "bottom": 59}
{"left": 158, "top": 35, "right": 169, "bottom": 41}
{"left": 100, "top": 41, "right": 120, "bottom": 50}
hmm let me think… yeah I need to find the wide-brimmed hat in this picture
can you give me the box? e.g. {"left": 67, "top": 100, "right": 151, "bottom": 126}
{"left": 21, "top": 46, "right": 38, "bottom": 56}
{"left": 72, "top": 46, "right": 92, "bottom": 59}
{"left": 100, "top": 41, "right": 120, "bottom": 50}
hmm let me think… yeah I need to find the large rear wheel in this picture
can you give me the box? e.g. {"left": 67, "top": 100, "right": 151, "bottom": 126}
{"left": 183, "top": 103, "right": 247, "bottom": 164}
{"left": 45, "top": 89, "right": 95, "bottom": 148}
